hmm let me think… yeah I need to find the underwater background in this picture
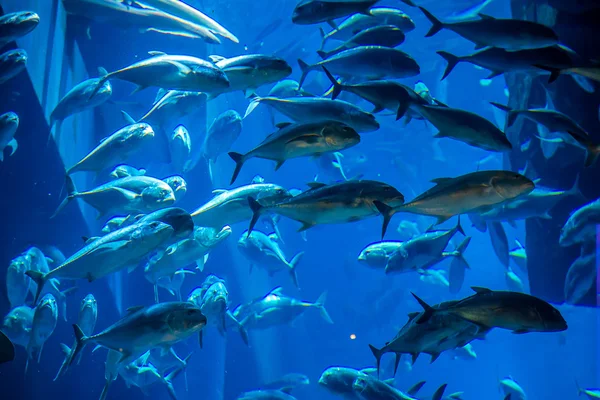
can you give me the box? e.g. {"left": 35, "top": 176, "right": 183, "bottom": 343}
{"left": 0, "top": 0, "right": 599, "bottom": 399}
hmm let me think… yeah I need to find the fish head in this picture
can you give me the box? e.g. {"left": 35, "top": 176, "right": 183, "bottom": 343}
{"left": 9, "top": 11, "right": 40, "bottom": 33}
{"left": 8, "top": 255, "right": 29, "bottom": 274}
{"left": 187, "top": 288, "right": 204, "bottom": 307}
{"left": 166, "top": 303, "right": 207, "bottom": 334}
{"left": 490, "top": 172, "right": 535, "bottom": 200}
{"left": 130, "top": 123, "right": 155, "bottom": 141}
{"left": 5, "top": 49, "right": 27, "bottom": 64}
{"left": 256, "top": 56, "right": 293, "bottom": 80}
{"left": 292, "top": 0, "right": 323, "bottom": 24}
{"left": 24, "top": 247, "right": 49, "bottom": 273}
{"left": 322, "top": 122, "right": 361, "bottom": 149}
{"left": 162, "top": 176, "right": 187, "bottom": 202}
{"left": 38, "top": 293, "right": 58, "bottom": 314}
{"left": 558, "top": 217, "right": 579, "bottom": 246}
{"left": 131, "top": 221, "right": 174, "bottom": 250}
{"left": 201, "top": 282, "right": 229, "bottom": 314}
{"left": 376, "top": 183, "right": 405, "bottom": 207}
{"left": 535, "top": 301, "right": 568, "bottom": 332}
{"left": 141, "top": 184, "right": 176, "bottom": 208}
{"left": 172, "top": 125, "right": 191, "bottom": 147}
{"left": 318, "top": 367, "right": 359, "bottom": 391}
{"left": 194, "top": 225, "right": 232, "bottom": 249}
{"left": 81, "top": 294, "right": 97, "bottom": 313}
{"left": 357, "top": 244, "right": 389, "bottom": 266}
{"left": 95, "top": 79, "right": 112, "bottom": 99}
{"left": 0, "top": 112, "right": 19, "bottom": 134}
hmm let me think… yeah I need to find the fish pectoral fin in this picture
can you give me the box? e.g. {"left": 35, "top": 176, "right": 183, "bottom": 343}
{"left": 165, "top": 60, "right": 192, "bottom": 75}
{"left": 297, "top": 221, "right": 315, "bottom": 232}
{"left": 274, "top": 160, "right": 285, "bottom": 171}
{"left": 7, "top": 138, "right": 18, "bottom": 156}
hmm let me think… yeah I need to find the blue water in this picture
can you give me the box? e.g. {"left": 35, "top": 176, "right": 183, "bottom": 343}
{"left": 0, "top": 0, "right": 599, "bottom": 399}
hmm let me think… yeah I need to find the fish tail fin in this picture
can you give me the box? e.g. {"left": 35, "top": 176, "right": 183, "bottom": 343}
{"left": 411, "top": 292, "right": 435, "bottom": 323}
{"left": 318, "top": 27, "right": 326, "bottom": 50}
{"left": 567, "top": 173, "right": 585, "bottom": 201}
{"left": 54, "top": 343, "right": 72, "bottom": 381}
{"left": 420, "top": 7, "right": 444, "bottom": 37}
{"left": 455, "top": 215, "right": 466, "bottom": 236}
{"left": 163, "top": 354, "right": 190, "bottom": 400}
{"left": 70, "top": 324, "right": 89, "bottom": 366}
{"left": 437, "top": 51, "right": 461, "bottom": 80}
{"left": 316, "top": 50, "right": 329, "bottom": 60}
{"left": 244, "top": 95, "right": 263, "bottom": 119}
{"left": 51, "top": 175, "right": 77, "bottom": 218}
{"left": 247, "top": 197, "right": 264, "bottom": 235}
{"left": 288, "top": 251, "right": 304, "bottom": 289}
{"left": 533, "top": 64, "right": 561, "bottom": 83}
{"left": 373, "top": 201, "right": 396, "bottom": 240}
{"left": 25, "top": 270, "right": 47, "bottom": 304}
{"left": 368, "top": 344, "right": 383, "bottom": 377}
{"left": 99, "top": 378, "right": 113, "bottom": 400}
{"left": 584, "top": 143, "right": 600, "bottom": 167}
{"left": 455, "top": 236, "right": 472, "bottom": 266}
{"left": 432, "top": 383, "right": 448, "bottom": 400}
{"left": 314, "top": 291, "right": 333, "bottom": 324}
{"left": 297, "top": 59, "right": 311, "bottom": 88}
{"left": 321, "top": 66, "right": 343, "bottom": 100}
{"left": 228, "top": 152, "right": 246, "bottom": 185}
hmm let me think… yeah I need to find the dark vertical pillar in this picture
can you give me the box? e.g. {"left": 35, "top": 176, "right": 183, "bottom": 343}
{"left": 508, "top": 0, "right": 600, "bottom": 305}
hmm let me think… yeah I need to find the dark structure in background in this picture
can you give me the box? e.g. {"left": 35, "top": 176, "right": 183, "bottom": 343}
{"left": 508, "top": 0, "right": 600, "bottom": 306}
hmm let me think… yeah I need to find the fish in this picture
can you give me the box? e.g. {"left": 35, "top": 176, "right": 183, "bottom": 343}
{"left": 374, "top": 170, "right": 535, "bottom": 237}
{"left": 262, "top": 373, "right": 310, "bottom": 390}
{"left": 245, "top": 95, "right": 380, "bottom": 133}
{"left": 369, "top": 298, "right": 488, "bottom": 374}
{"left": 576, "top": 380, "right": 600, "bottom": 399}
{"left": 139, "top": 90, "right": 206, "bottom": 126}
{"left": 317, "top": 25, "right": 406, "bottom": 59}
{"left": 163, "top": 175, "right": 187, "bottom": 202}
{"left": 208, "top": 54, "right": 292, "bottom": 98}
{"left": 292, "top": 0, "right": 380, "bottom": 25}
{"left": 322, "top": 67, "right": 427, "bottom": 119}
{"left": 352, "top": 375, "right": 418, "bottom": 400}
{"left": 415, "top": 287, "right": 568, "bottom": 333}
{"left": 191, "top": 183, "right": 291, "bottom": 228}
{"left": 26, "top": 294, "right": 58, "bottom": 373}
{"left": 196, "top": 110, "right": 243, "bottom": 180}
{"left": 0, "top": 11, "right": 40, "bottom": 49}
{"left": 135, "top": 0, "right": 238, "bottom": 43}
{"left": 90, "top": 51, "right": 229, "bottom": 97}
{"left": 238, "top": 230, "right": 304, "bottom": 288}
{"left": 419, "top": 7, "right": 559, "bottom": 51}
{"left": 192, "top": 276, "right": 248, "bottom": 345}
{"left": 298, "top": 46, "right": 420, "bottom": 88}
{"left": 491, "top": 102, "right": 599, "bottom": 166}
{"left": 118, "top": 354, "right": 190, "bottom": 399}
{"left": 62, "top": 0, "right": 223, "bottom": 43}
{"left": 564, "top": 250, "right": 596, "bottom": 305}
{"left": 488, "top": 222, "right": 509, "bottom": 268}
{"left": 559, "top": 197, "right": 600, "bottom": 246}
{"left": 320, "top": 7, "right": 415, "bottom": 46}
{"left": 318, "top": 366, "right": 376, "bottom": 399}
{"left": 437, "top": 45, "right": 578, "bottom": 81}
{"left": 52, "top": 175, "right": 176, "bottom": 219}
{"left": 0, "top": 331, "right": 15, "bottom": 364}
{"left": 50, "top": 68, "right": 112, "bottom": 129}
{"left": 357, "top": 241, "right": 403, "bottom": 269}
{"left": 6, "top": 254, "right": 30, "bottom": 308}
{"left": 55, "top": 294, "right": 98, "bottom": 380}
{"left": 66, "top": 123, "right": 155, "bottom": 175}
{"left": 499, "top": 376, "right": 527, "bottom": 400}
{"left": 2, "top": 305, "right": 34, "bottom": 348}
{"left": 412, "top": 104, "right": 513, "bottom": 152}
{"left": 247, "top": 180, "right": 405, "bottom": 234}
{"left": 144, "top": 226, "right": 232, "bottom": 300}
{"left": 0, "top": 111, "right": 18, "bottom": 162}
{"left": 170, "top": 125, "right": 192, "bottom": 174}
{"left": 70, "top": 302, "right": 207, "bottom": 368}
{"left": 26, "top": 220, "right": 175, "bottom": 303}
{"left": 237, "top": 387, "right": 297, "bottom": 400}
{"left": 385, "top": 219, "right": 466, "bottom": 274}
{"left": 233, "top": 287, "right": 333, "bottom": 329}
{"left": 109, "top": 165, "right": 147, "bottom": 180}
{"left": 0, "top": 49, "right": 27, "bottom": 85}
{"left": 228, "top": 120, "right": 360, "bottom": 184}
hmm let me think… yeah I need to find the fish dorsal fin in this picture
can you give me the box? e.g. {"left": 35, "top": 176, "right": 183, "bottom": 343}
{"left": 126, "top": 305, "right": 144, "bottom": 313}
{"left": 471, "top": 286, "right": 492, "bottom": 294}
{"left": 407, "top": 311, "right": 420, "bottom": 320}
{"left": 267, "top": 286, "right": 284, "bottom": 296}
{"left": 148, "top": 51, "right": 166, "bottom": 57}
{"left": 97, "top": 67, "right": 108, "bottom": 77}
{"left": 209, "top": 55, "right": 226, "bottom": 63}
{"left": 307, "top": 182, "right": 327, "bottom": 189}
{"left": 431, "top": 177, "right": 452, "bottom": 185}
{"left": 121, "top": 110, "right": 136, "bottom": 125}
{"left": 275, "top": 122, "right": 292, "bottom": 129}
{"left": 478, "top": 13, "right": 495, "bottom": 20}
{"left": 280, "top": 387, "right": 293, "bottom": 395}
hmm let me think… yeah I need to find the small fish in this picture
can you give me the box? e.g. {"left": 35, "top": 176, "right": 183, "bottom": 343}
{"left": 197, "top": 110, "right": 243, "bottom": 181}
{"left": 0, "top": 112, "right": 18, "bottom": 162}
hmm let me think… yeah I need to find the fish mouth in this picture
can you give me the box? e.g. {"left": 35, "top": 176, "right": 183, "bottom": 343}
{"left": 23, "top": 12, "right": 40, "bottom": 24}
{"left": 162, "top": 193, "right": 177, "bottom": 203}
{"left": 141, "top": 126, "right": 155, "bottom": 137}
{"left": 217, "top": 225, "right": 232, "bottom": 240}
{"left": 357, "top": 253, "right": 366, "bottom": 261}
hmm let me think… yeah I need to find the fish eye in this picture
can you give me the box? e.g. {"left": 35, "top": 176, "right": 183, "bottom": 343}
{"left": 150, "top": 222, "right": 160, "bottom": 228}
